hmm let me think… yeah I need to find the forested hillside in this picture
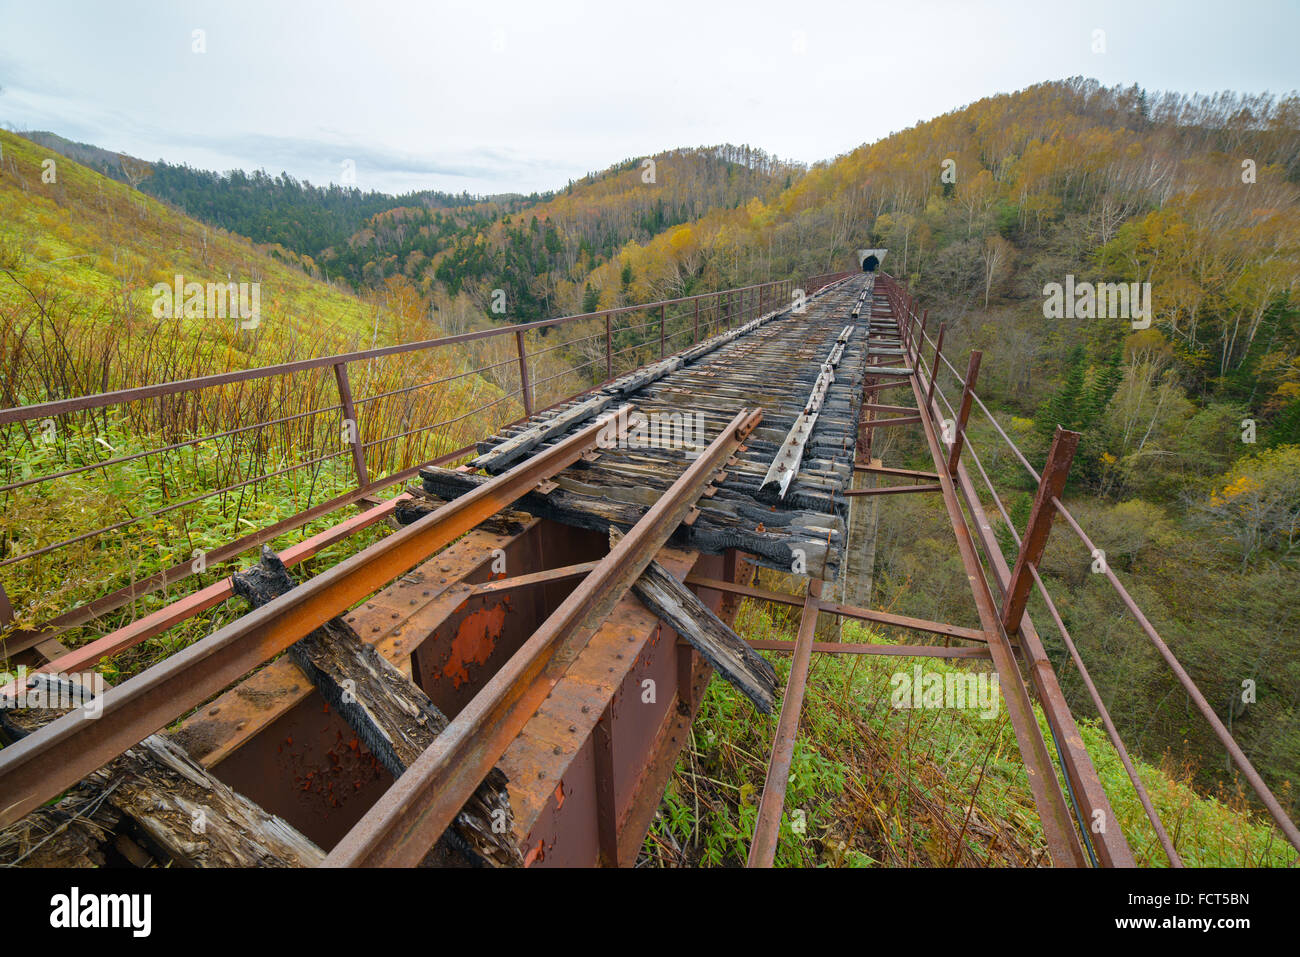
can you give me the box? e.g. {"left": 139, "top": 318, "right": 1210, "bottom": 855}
{"left": 23, "top": 134, "right": 801, "bottom": 328}
{"left": 0, "top": 129, "right": 513, "bottom": 657}
{"left": 138, "top": 163, "right": 514, "bottom": 280}
{"left": 422, "top": 145, "right": 800, "bottom": 321}
{"left": 610, "top": 76, "right": 1299, "bottom": 814}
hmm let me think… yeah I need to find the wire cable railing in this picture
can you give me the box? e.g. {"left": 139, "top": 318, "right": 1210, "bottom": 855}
{"left": 0, "top": 272, "right": 849, "bottom": 653}
{"left": 879, "top": 273, "right": 1300, "bottom": 861}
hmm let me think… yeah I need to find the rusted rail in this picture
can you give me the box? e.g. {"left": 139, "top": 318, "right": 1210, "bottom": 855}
{"left": 747, "top": 580, "right": 820, "bottom": 867}
{"left": 324, "top": 407, "right": 762, "bottom": 866}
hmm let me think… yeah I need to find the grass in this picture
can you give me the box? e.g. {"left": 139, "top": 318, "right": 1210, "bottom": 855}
{"left": 642, "top": 601, "right": 1300, "bottom": 868}
{"left": 0, "top": 128, "right": 526, "bottom": 666}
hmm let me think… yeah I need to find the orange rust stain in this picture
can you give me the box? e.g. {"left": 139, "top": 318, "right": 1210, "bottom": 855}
{"left": 523, "top": 838, "right": 546, "bottom": 866}
{"left": 445, "top": 604, "right": 507, "bottom": 688}
{"left": 553, "top": 781, "right": 565, "bottom": 811}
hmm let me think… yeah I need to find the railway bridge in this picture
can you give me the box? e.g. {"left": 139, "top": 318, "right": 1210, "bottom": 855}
{"left": 1, "top": 266, "right": 1297, "bottom": 869}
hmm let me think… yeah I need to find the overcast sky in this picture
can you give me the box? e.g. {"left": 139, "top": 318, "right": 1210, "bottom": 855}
{"left": 0, "top": 0, "right": 1296, "bottom": 196}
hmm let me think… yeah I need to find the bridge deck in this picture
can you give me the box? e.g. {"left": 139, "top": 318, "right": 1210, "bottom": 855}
{"left": 153, "top": 276, "right": 890, "bottom": 866}
{"left": 428, "top": 276, "right": 874, "bottom": 581}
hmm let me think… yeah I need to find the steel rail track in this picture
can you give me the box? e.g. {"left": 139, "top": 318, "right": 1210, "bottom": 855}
{"left": 324, "top": 407, "right": 763, "bottom": 866}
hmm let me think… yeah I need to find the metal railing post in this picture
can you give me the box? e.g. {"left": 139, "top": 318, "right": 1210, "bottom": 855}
{"left": 659, "top": 304, "right": 666, "bottom": 358}
{"left": 605, "top": 314, "right": 612, "bottom": 380}
{"left": 1001, "top": 427, "right": 1080, "bottom": 633}
{"left": 946, "top": 351, "right": 982, "bottom": 475}
{"left": 909, "top": 298, "right": 919, "bottom": 351}
{"left": 333, "top": 361, "right": 369, "bottom": 488}
{"left": 926, "top": 321, "right": 946, "bottom": 410}
{"left": 515, "top": 330, "right": 533, "bottom": 417}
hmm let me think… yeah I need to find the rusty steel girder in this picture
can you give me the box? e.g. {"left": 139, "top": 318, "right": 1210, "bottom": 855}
{"left": 748, "top": 580, "right": 822, "bottom": 867}
{"left": 324, "top": 407, "right": 764, "bottom": 866}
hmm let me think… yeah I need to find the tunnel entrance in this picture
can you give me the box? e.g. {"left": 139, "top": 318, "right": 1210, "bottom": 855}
{"left": 862, "top": 254, "right": 879, "bottom": 272}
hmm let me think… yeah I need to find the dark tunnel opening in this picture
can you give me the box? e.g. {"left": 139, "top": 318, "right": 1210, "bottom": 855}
{"left": 862, "top": 254, "right": 879, "bottom": 272}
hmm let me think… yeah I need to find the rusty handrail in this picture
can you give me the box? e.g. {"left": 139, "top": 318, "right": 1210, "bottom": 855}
{"left": 0, "top": 280, "right": 793, "bottom": 426}
{"left": 0, "top": 275, "right": 806, "bottom": 643}
{"left": 879, "top": 272, "right": 1300, "bottom": 859}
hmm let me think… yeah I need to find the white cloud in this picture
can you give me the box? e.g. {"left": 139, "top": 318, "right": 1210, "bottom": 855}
{"left": 0, "top": 0, "right": 1295, "bottom": 195}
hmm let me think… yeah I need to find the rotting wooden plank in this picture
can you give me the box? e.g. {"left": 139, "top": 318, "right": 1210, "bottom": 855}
{"left": 0, "top": 675, "right": 324, "bottom": 868}
{"left": 85, "top": 734, "right": 327, "bottom": 868}
{"left": 473, "top": 296, "right": 844, "bottom": 468}
{"left": 611, "top": 529, "right": 776, "bottom": 712}
{"left": 451, "top": 282, "right": 867, "bottom": 588}
{"left": 420, "top": 466, "right": 842, "bottom": 580}
{"left": 232, "top": 546, "right": 523, "bottom": 868}
{"left": 0, "top": 787, "right": 121, "bottom": 867}
{"left": 471, "top": 393, "right": 619, "bottom": 473}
